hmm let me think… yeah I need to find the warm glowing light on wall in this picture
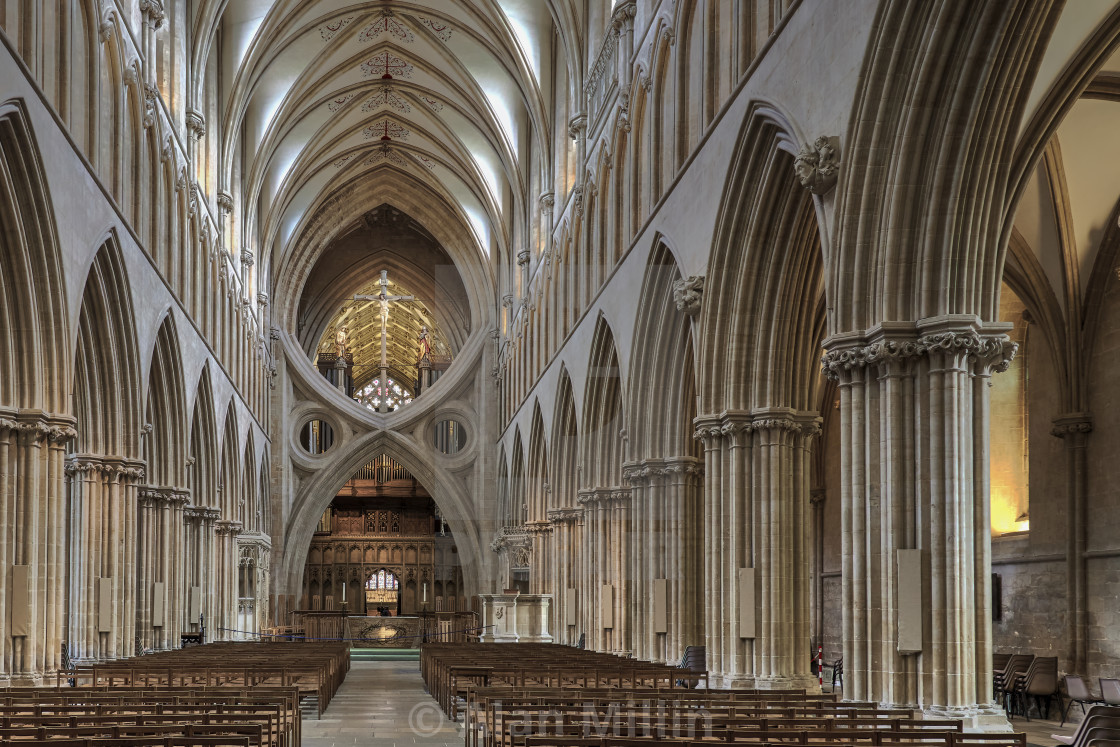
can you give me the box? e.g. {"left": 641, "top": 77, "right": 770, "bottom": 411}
{"left": 990, "top": 486, "right": 1021, "bottom": 536}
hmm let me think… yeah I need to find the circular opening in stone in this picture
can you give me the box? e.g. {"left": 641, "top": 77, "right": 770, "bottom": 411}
{"left": 432, "top": 419, "right": 466, "bottom": 455}
{"left": 299, "top": 419, "right": 336, "bottom": 455}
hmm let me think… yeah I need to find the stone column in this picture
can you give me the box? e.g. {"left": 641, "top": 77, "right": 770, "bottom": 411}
{"left": 623, "top": 465, "right": 651, "bottom": 660}
{"left": 667, "top": 458, "right": 704, "bottom": 665}
{"left": 183, "top": 505, "right": 204, "bottom": 633}
{"left": 164, "top": 490, "right": 189, "bottom": 649}
{"left": 0, "top": 413, "right": 75, "bottom": 683}
{"left": 216, "top": 519, "right": 243, "bottom": 640}
{"left": 526, "top": 520, "right": 552, "bottom": 595}
{"left": 695, "top": 412, "right": 819, "bottom": 689}
{"left": 810, "top": 489, "right": 826, "bottom": 656}
{"left": 1051, "top": 413, "right": 1092, "bottom": 673}
{"left": 624, "top": 457, "right": 704, "bottom": 665}
{"left": 822, "top": 319, "right": 1016, "bottom": 726}
{"left": 138, "top": 1, "right": 164, "bottom": 85}
{"left": 517, "top": 250, "right": 531, "bottom": 306}
{"left": 66, "top": 455, "right": 145, "bottom": 662}
{"left": 136, "top": 487, "right": 160, "bottom": 652}
{"left": 546, "top": 508, "right": 580, "bottom": 645}
{"left": 539, "top": 193, "right": 555, "bottom": 258}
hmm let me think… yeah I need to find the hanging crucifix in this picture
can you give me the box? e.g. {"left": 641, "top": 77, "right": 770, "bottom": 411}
{"left": 352, "top": 270, "right": 418, "bottom": 413}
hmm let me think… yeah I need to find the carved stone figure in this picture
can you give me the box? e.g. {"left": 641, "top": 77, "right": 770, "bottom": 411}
{"left": 335, "top": 325, "right": 349, "bottom": 357}
{"left": 672, "top": 275, "right": 705, "bottom": 316}
{"left": 417, "top": 325, "right": 431, "bottom": 362}
{"left": 794, "top": 136, "right": 840, "bottom": 194}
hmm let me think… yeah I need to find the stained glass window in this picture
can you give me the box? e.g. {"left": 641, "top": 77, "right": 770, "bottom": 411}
{"left": 366, "top": 569, "right": 399, "bottom": 591}
{"left": 355, "top": 378, "right": 414, "bottom": 412}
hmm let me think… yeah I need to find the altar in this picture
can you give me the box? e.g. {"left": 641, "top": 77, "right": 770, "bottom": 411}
{"left": 347, "top": 615, "right": 422, "bottom": 648}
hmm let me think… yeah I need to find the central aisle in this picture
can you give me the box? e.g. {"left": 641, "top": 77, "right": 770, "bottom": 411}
{"left": 303, "top": 659, "right": 463, "bottom": 746}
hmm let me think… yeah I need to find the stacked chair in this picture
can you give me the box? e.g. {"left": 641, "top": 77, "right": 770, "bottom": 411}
{"left": 1004, "top": 656, "right": 1059, "bottom": 720}
{"left": 1053, "top": 705, "right": 1120, "bottom": 747}
{"left": 994, "top": 654, "right": 1034, "bottom": 714}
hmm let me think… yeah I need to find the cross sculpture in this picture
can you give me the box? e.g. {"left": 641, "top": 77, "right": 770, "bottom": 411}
{"left": 352, "top": 270, "right": 417, "bottom": 413}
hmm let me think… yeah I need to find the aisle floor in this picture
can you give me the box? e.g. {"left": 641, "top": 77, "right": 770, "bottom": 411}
{"left": 303, "top": 660, "right": 1076, "bottom": 747}
{"left": 302, "top": 660, "right": 463, "bottom": 746}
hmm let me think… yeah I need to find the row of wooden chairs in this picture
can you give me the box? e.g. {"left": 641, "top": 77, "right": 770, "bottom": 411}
{"left": 434, "top": 645, "right": 1025, "bottom": 747}
{"left": 421, "top": 643, "right": 705, "bottom": 720}
{"left": 60, "top": 641, "right": 349, "bottom": 718}
{"left": 518, "top": 737, "right": 1026, "bottom": 747}
{"left": 0, "top": 685, "right": 300, "bottom": 746}
{"left": 469, "top": 692, "right": 1030, "bottom": 747}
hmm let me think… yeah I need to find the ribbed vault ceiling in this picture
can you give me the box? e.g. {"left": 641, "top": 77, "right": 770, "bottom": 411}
{"left": 218, "top": 0, "right": 555, "bottom": 278}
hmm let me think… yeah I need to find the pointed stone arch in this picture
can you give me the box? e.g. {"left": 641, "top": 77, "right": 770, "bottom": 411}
{"left": 525, "top": 403, "right": 551, "bottom": 595}
{"left": 143, "top": 312, "right": 188, "bottom": 488}
{"left": 188, "top": 365, "right": 219, "bottom": 509}
{"left": 577, "top": 314, "right": 628, "bottom": 651}
{"left": 626, "top": 239, "right": 700, "bottom": 460}
{"left": 138, "top": 311, "right": 190, "bottom": 652}
{"left": 0, "top": 100, "right": 69, "bottom": 414}
{"left": 693, "top": 102, "right": 826, "bottom": 688}
{"left": 218, "top": 403, "right": 240, "bottom": 520}
{"left": 527, "top": 403, "right": 550, "bottom": 523}
{"left": 184, "top": 364, "right": 220, "bottom": 637}
{"left": 580, "top": 315, "right": 625, "bottom": 490}
{"left": 623, "top": 239, "right": 703, "bottom": 664}
{"left": 551, "top": 367, "right": 580, "bottom": 509}
{"left": 72, "top": 234, "right": 142, "bottom": 458}
{"left": 509, "top": 427, "right": 526, "bottom": 528}
{"left": 68, "top": 234, "right": 144, "bottom": 664}
{"left": 279, "top": 431, "right": 488, "bottom": 599}
{"left": 241, "top": 430, "right": 257, "bottom": 530}
{"left": 547, "top": 366, "right": 581, "bottom": 644}
{"left": 0, "top": 100, "right": 72, "bottom": 682}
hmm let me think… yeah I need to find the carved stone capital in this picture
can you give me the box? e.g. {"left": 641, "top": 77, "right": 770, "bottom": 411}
{"left": 567, "top": 114, "right": 588, "bottom": 141}
{"left": 1051, "top": 413, "right": 1093, "bottom": 439}
{"left": 65, "top": 455, "right": 147, "bottom": 481}
{"left": 140, "top": 0, "right": 165, "bottom": 28}
{"left": 794, "top": 136, "right": 840, "bottom": 195}
{"left": 672, "top": 275, "right": 704, "bottom": 316}
{"left": 185, "top": 109, "right": 206, "bottom": 139}
{"left": 546, "top": 507, "right": 583, "bottom": 523}
{"left": 240, "top": 249, "right": 255, "bottom": 267}
{"left": 539, "top": 191, "right": 555, "bottom": 209}
{"left": 217, "top": 191, "right": 234, "bottom": 215}
{"left": 0, "top": 410, "right": 78, "bottom": 443}
{"left": 821, "top": 325, "right": 1017, "bottom": 382}
{"left": 516, "top": 250, "right": 531, "bottom": 267}
{"left": 610, "top": 1, "right": 637, "bottom": 31}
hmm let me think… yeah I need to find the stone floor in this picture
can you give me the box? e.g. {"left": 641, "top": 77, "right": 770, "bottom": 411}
{"left": 302, "top": 661, "right": 1078, "bottom": 747}
{"left": 1016, "top": 710, "right": 1077, "bottom": 747}
{"left": 302, "top": 660, "right": 463, "bottom": 746}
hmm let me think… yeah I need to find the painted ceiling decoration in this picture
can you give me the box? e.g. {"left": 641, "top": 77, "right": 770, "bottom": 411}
{"left": 363, "top": 85, "right": 411, "bottom": 113}
{"left": 359, "top": 10, "right": 416, "bottom": 43}
{"left": 319, "top": 16, "right": 355, "bottom": 41}
{"left": 363, "top": 118, "right": 409, "bottom": 141}
{"left": 366, "top": 143, "right": 406, "bottom": 166}
{"left": 416, "top": 16, "right": 453, "bottom": 42}
{"left": 361, "top": 51, "right": 414, "bottom": 79}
